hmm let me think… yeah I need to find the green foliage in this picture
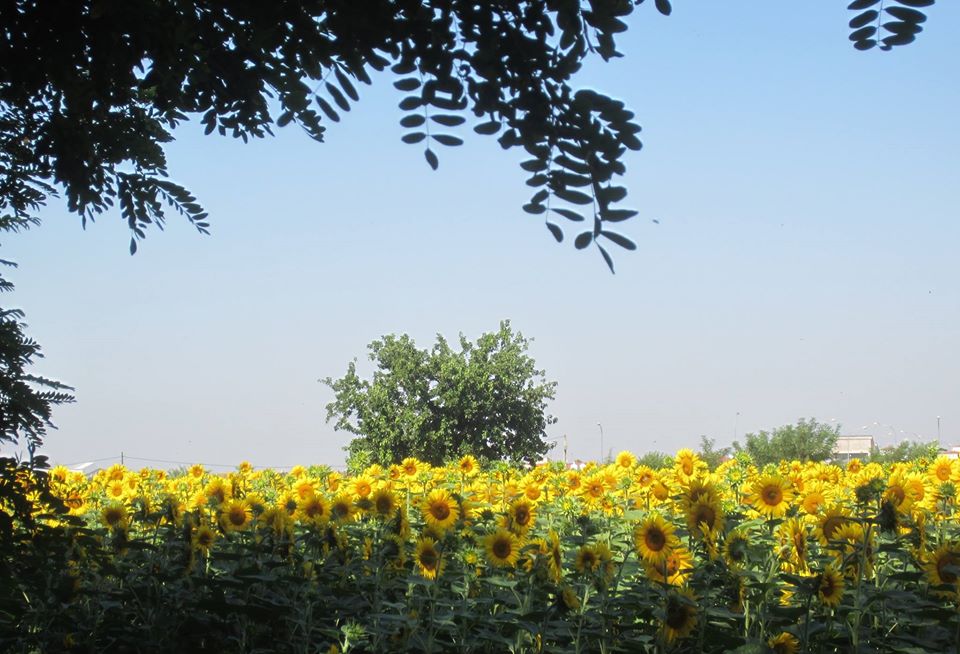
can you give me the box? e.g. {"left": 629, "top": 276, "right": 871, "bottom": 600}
{"left": 697, "top": 435, "right": 731, "bottom": 470}
{"left": 636, "top": 451, "right": 672, "bottom": 469}
{"left": 733, "top": 418, "right": 840, "bottom": 467}
{"left": 323, "top": 321, "right": 556, "bottom": 467}
{"left": 869, "top": 439, "right": 940, "bottom": 464}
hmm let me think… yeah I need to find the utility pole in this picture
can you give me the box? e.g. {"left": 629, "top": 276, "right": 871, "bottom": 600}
{"left": 597, "top": 422, "right": 604, "bottom": 464}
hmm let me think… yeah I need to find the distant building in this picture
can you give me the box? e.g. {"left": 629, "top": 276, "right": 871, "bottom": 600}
{"left": 833, "top": 435, "right": 874, "bottom": 463}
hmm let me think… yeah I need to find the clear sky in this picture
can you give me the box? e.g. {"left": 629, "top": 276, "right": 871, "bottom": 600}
{"left": 7, "top": 3, "right": 959, "bottom": 471}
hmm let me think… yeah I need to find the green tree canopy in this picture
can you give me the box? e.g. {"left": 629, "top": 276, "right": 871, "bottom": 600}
{"left": 733, "top": 418, "right": 840, "bottom": 468}
{"left": 869, "top": 440, "right": 940, "bottom": 465}
{"left": 323, "top": 321, "right": 556, "bottom": 467}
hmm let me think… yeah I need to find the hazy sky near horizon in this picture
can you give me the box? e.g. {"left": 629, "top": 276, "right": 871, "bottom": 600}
{"left": 7, "top": 3, "right": 959, "bottom": 471}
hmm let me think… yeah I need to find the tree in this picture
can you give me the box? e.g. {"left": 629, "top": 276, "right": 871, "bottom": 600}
{"left": 323, "top": 321, "right": 556, "bottom": 467}
{"left": 697, "top": 435, "right": 731, "bottom": 470}
{"left": 1, "top": 2, "right": 934, "bottom": 271}
{"left": 869, "top": 440, "right": 940, "bottom": 465}
{"left": 732, "top": 418, "right": 840, "bottom": 467}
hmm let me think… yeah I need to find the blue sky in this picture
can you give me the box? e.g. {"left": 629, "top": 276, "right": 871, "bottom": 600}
{"left": 8, "top": 3, "right": 959, "bottom": 470}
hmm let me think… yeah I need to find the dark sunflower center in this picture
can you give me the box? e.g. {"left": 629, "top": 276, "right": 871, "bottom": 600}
{"left": 419, "top": 549, "right": 438, "bottom": 569}
{"left": 938, "top": 553, "right": 960, "bottom": 584}
{"left": 493, "top": 539, "right": 512, "bottom": 559}
{"left": 645, "top": 528, "right": 666, "bottom": 551}
{"left": 763, "top": 487, "right": 782, "bottom": 505}
{"left": 431, "top": 502, "right": 451, "bottom": 521}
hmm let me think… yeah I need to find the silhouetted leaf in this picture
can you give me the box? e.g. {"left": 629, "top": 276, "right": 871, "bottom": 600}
{"left": 335, "top": 69, "right": 359, "bottom": 101}
{"left": 523, "top": 203, "right": 546, "bottom": 215}
{"left": 574, "top": 231, "right": 593, "bottom": 249}
{"left": 531, "top": 189, "right": 549, "bottom": 204}
{"left": 400, "top": 114, "right": 426, "bottom": 128}
{"left": 598, "top": 244, "right": 615, "bottom": 273}
{"left": 431, "top": 115, "right": 465, "bottom": 127}
{"left": 555, "top": 188, "right": 593, "bottom": 205}
{"left": 654, "top": 0, "right": 672, "bottom": 16}
{"left": 277, "top": 111, "right": 294, "bottom": 127}
{"left": 316, "top": 96, "right": 340, "bottom": 122}
{"left": 424, "top": 148, "right": 439, "bottom": 170}
{"left": 432, "top": 134, "right": 463, "bottom": 147}
{"left": 129, "top": 238, "right": 137, "bottom": 255}
{"left": 849, "top": 10, "right": 879, "bottom": 28}
{"left": 546, "top": 222, "right": 563, "bottom": 243}
{"left": 600, "top": 230, "right": 637, "bottom": 250}
{"left": 885, "top": 6, "right": 927, "bottom": 22}
{"left": 398, "top": 96, "right": 423, "bottom": 111}
{"left": 849, "top": 26, "right": 878, "bottom": 41}
{"left": 553, "top": 208, "right": 585, "bottom": 222}
{"left": 474, "top": 121, "right": 501, "bottom": 135}
{"left": 325, "top": 83, "right": 350, "bottom": 112}
{"left": 394, "top": 78, "right": 421, "bottom": 92}
{"left": 402, "top": 132, "right": 426, "bottom": 144}
{"left": 848, "top": 0, "right": 881, "bottom": 8}
{"left": 895, "top": 0, "right": 933, "bottom": 7}
{"left": 601, "top": 209, "right": 638, "bottom": 222}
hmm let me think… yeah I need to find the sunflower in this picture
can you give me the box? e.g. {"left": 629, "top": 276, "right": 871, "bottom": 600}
{"left": 329, "top": 494, "right": 355, "bottom": 523}
{"left": 675, "top": 449, "right": 705, "bottom": 480}
{"left": 100, "top": 503, "right": 128, "bottom": 530}
{"left": 485, "top": 529, "right": 521, "bottom": 568}
{"left": 421, "top": 488, "right": 459, "bottom": 532}
{"left": 260, "top": 506, "right": 294, "bottom": 537}
{"left": 458, "top": 455, "right": 479, "bottom": 476}
{"left": 846, "top": 459, "right": 862, "bottom": 474}
{"left": 401, "top": 457, "right": 420, "bottom": 477}
{"left": 634, "top": 513, "right": 678, "bottom": 566}
{"left": 615, "top": 451, "right": 636, "bottom": 469}
{"left": 565, "top": 471, "right": 582, "bottom": 492}
{"left": 800, "top": 486, "right": 827, "bottom": 516}
{"left": 192, "top": 523, "right": 217, "bottom": 553}
{"left": 815, "top": 504, "right": 851, "bottom": 545}
{"left": 414, "top": 536, "right": 443, "bottom": 579}
{"left": 371, "top": 487, "right": 399, "bottom": 519}
{"left": 106, "top": 480, "right": 127, "bottom": 500}
{"left": 661, "top": 588, "right": 698, "bottom": 644}
{"left": 581, "top": 474, "right": 606, "bottom": 502}
{"left": 925, "top": 543, "right": 960, "bottom": 598}
{"left": 204, "top": 478, "right": 230, "bottom": 506}
{"left": 776, "top": 518, "right": 809, "bottom": 574}
{"left": 651, "top": 480, "right": 671, "bottom": 502}
{"left": 575, "top": 544, "right": 601, "bottom": 574}
{"left": 350, "top": 475, "right": 374, "bottom": 500}
{"left": 521, "top": 480, "right": 542, "bottom": 502}
{"left": 221, "top": 499, "right": 253, "bottom": 531}
{"left": 749, "top": 474, "right": 794, "bottom": 519}
{"left": 634, "top": 466, "right": 656, "bottom": 489}
{"left": 768, "top": 632, "right": 799, "bottom": 654}
{"left": 646, "top": 546, "right": 692, "bottom": 586}
{"left": 560, "top": 585, "right": 581, "bottom": 611}
{"left": 545, "top": 529, "right": 564, "bottom": 582}
{"left": 817, "top": 565, "right": 844, "bottom": 607}
{"left": 505, "top": 498, "right": 536, "bottom": 535}
{"left": 723, "top": 531, "right": 750, "bottom": 570}
{"left": 686, "top": 498, "right": 724, "bottom": 536}
{"left": 297, "top": 493, "right": 330, "bottom": 525}
{"left": 325, "top": 471, "right": 342, "bottom": 492}
{"left": 929, "top": 456, "right": 956, "bottom": 484}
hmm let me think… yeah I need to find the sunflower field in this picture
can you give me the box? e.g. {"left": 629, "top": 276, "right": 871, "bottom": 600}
{"left": 4, "top": 450, "right": 960, "bottom": 653}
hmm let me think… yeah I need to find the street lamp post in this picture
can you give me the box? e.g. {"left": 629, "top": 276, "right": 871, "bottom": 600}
{"left": 597, "top": 422, "right": 604, "bottom": 464}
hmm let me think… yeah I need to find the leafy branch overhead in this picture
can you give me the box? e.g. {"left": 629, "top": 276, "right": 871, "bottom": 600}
{"left": 0, "top": 1, "right": 936, "bottom": 271}
{"left": 847, "top": 0, "right": 935, "bottom": 51}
